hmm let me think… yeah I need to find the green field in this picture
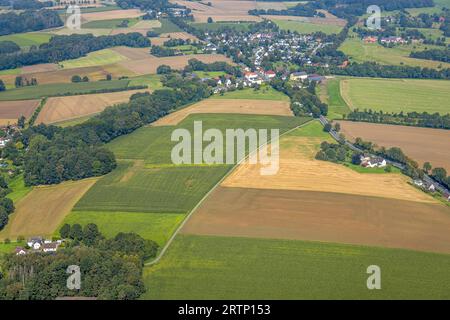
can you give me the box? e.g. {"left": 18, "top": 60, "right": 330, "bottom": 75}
{"left": 82, "top": 17, "right": 140, "bottom": 29}
{"left": 339, "top": 33, "right": 450, "bottom": 69}
{"left": 190, "top": 22, "right": 253, "bottom": 32}
{"left": 128, "top": 74, "right": 162, "bottom": 89}
{"left": 59, "top": 49, "right": 128, "bottom": 69}
{"left": 273, "top": 19, "right": 343, "bottom": 35}
{"left": 0, "top": 68, "right": 21, "bottom": 76}
{"left": 324, "top": 78, "right": 351, "bottom": 119}
{"left": 0, "top": 32, "right": 52, "bottom": 47}
{"left": 193, "top": 71, "right": 227, "bottom": 79}
{"left": 211, "top": 86, "right": 290, "bottom": 101}
{"left": 60, "top": 211, "right": 185, "bottom": 247}
{"left": 56, "top": 5, "right": 121, "bottom": 15}
{"left": 0, "top": 79, "right": 131, "bottom": 101}
{"left": 341, "top": 78, "right": 450, "bottom": 114}
{"left": 74, "top": 162, "right": 231, "bottom": 213}
{"left": 142, "top": 234, "right": 450, "bottom": 299}
{"left": 6, "top": 175, "right": 32, "bottom": 203}
{"left": 151, "top": 19, "right": 182, "bottom": 34}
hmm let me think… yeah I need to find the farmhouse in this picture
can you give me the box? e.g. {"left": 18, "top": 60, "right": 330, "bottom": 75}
{"left": 290, "top": 71, "right": 308, "bottom": 81}
{"left": 15, "top": 247, "right": 27, "bottom": 255}
{"left": 380, "top": 37, "right": 407, "bottom": 44}
{"left": 360, "top": 155, "right": 387, "bottom": 168}
{"left": 308, "top": 74, "right": 326, "bottom": 83}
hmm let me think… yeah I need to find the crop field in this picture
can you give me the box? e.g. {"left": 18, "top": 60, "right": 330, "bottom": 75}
{"left": 0, "top": 99, "right": 40, "bottom": 125}
{"left": 0, "top": 32, "right": 52, "bottom": 47}
{"left": 59, "top": 49, "right": 129, "bottom": 69}
{"left": 150, "top": 18, "right": 183, "bottom": 34}
{"left": 339, "top": 35, "right": 450, "bottom": 69}
{"left": 340, "top": 78, "right": 450, "bottom": 114}
{"left": 6, "top": 175, "right": 32, "bottom": 203}
{"left": 81, "top": 9, "right": 144, "bottom": 22}
{"left": 152, "top": 98, "right": 293, "bottom": 126}
{"left": 211, "top": 86, "right": 290, "bottom": 101}
{"left": 337, "top": 121, "right": 450, "bottom": 171}
{"left": 21, "top": 63, "right": 59, "bottom": 74}
{"left": 111, "top": 47, "right": 151, "bottom": 60}
{"left": 321, "top": 78, "right": 351, "bottom": 119}
{"left": 82, "top": 17, "right": 140, "bottom": 29}
{"left": 142, "top": 234, "right": 450, "bottom": 299}
{"left": 271, "top": 19, "right": 344, "bottom": 34}
{"left": 36, "top": 89, "right": 149, "bottom": 124}
{"left": 0, "top": 79, "right": 131, "bottom": 101}
{"left": 190, "top": 22, "right": 254, "bottom": 32}
{"left": 60, "top": 211, "right": 185, "bottom": 247}
{"left": 0, "top": 179, "right": 97, "bottom": 240}
{"left": 149, "top": 32, "right": 199, "bottom": 46}
{"left": 118, "top": 54, "right": 234, "bottom": 75}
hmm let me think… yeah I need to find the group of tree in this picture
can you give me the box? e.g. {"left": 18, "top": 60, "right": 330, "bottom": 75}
{"left": 71, "top": 75, "right": 90, "bottom": 83}
{"left": 0, "top": 33, "right": 151, "bottom": 71}
{"left": 248, "top": 2, "right": 325, "bottom": 18}
{"left": 20, "top": 74, "right": 211, "bottom": 186}
{"left": 0, "top": 41, "right": 21, "bottom": 55}
{"left": 150, "top": 45, "right": 177, "bottom": 57}
{"left": 410, "top": 48, "right": 450, "bottom": 63}
{"left": 15, "top": 76, "right": 37, "bottom": 88}
{"left": 345, "top": 109, "right": 450, "bottom": 129}
{"left": 0, "top": 9, "right": 62, "bottom": 36}
{"left": 0, "top": 225, "right": 159, "bottom": 300}
{"left": 11, "top": 0, "right": 54, "bottom": 10}
{"left": 184, "top": 58, "right": 242, "bottom": 77}
{"left": 0, "top": 176, "right": 15, "bottom": 231}
{"left": 315, "top": 141, "right": 348, "bottom": 163}
{"left": 0, "top": 80, "right": 5, "bottom": 92}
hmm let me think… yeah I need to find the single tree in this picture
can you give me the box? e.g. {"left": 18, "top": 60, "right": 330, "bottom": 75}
{"left": 323, "top": 123, "right": 332, "bottom": 132}
{"left": 423, "top": 162, "right": 432, "bottom": 174}
{"left": 17, "top": 115, "right": 26, "bottom": 129}
{"left": 71, "top": 75, "right": 82, "bottom": 83}
{"left": 69, "top": 223, "right": 83, "bottom": 240}
{"left": 207, "top": 17, "right": 213, "bottom": 23}
{"left": 59, "top": 223, "right": 71, "bottom": 239}
{"left": 15, "top": 76, "right": 23, "bottom": 88}
{"left": 0, "top": 80, "right": 5, "bottom": 92}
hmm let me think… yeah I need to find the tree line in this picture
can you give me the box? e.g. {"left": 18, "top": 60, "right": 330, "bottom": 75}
{"left": 20, "top": 75, "right": 211, "bottom": 186}
{"left": 0, "top": 33, "right": 151, "bottom": 71}
{"left": 345, "top": 109, "right": 450, "bottom": 129}
{"left": 410, "top": 48, "right": 450, "bottom": 63}
{"left": 0, "top": 176, "right": 15, "bottom": 231}
{"left": 0, "top": 41, "right": 21, "bottom": 55}
{"left": 0, "top": 225, "right": 158, "bottom": 300}
{"left": 0, "top": 9, "right": 62, "bottom": 36}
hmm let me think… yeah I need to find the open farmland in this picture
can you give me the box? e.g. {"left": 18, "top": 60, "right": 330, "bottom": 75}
{"left": 36, "top": 89, "right": 150, "bottom": 124}
{"left": 59, "top": 49, "right": 129, "bottom": 69}
{"left": 0, "top": 32, "right": 52, "bottom": 48}
{"left": 81, "top": 9, "right": 144, "bottom": 22}
{"left": 271, "top": 18, "right": 344, "bottom": 34}
{"left": 211, "top": 86, "right": 290, "bottom": 101}
{"left": 0, "top": 179, "right": 97, "bottom": 240}
{"left": 118, "top": 54, "right": 234, "bottom": 75}
{"left": 152, "top": 98, "right": 293, "bottom": 126}
{"left": 340, "top": 78, "right": 450, "bottom": 114}
{"left": 320, "top": 78, "right": 351, "bottom": 119}
{"left": 149, "top": 32, "right": 199, "bottom": 46}
{"left": 0, "top": 79, "right": 132, "bottom": 101}
{"left": 142, "top": 235, "right": 450, "bottom": 299}
{"left": 337, "top": 121, "right": 450, "bottom": 171}
{"left": 0, "top": 100, "right": 40, "bottom": 125}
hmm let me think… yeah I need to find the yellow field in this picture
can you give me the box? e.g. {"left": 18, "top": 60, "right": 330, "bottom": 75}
{"left": 0, "top": 179, "right": 97, "bottom": 240}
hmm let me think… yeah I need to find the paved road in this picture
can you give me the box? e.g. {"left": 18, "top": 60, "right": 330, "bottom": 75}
{"left": 319, "top": 116, "right": 450, "bottom": 195}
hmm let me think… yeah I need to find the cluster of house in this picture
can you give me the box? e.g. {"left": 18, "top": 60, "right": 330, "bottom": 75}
{"left": 359, "top": 155, "right": 387, "bottom": 168}
{"left": 290, "top": 71, "right": 326, "bottom": 83}
{"left": 363, "top": 36, "right": 407, "bottom": 45}
{"left": 413, "top": 179, "right": 438, "bottom": 193}
{"left": 14, "top": 237, "right": 62, "bottom": 255}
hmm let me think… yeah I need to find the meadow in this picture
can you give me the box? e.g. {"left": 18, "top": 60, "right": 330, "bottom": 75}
{"left": 340, "top": 78, "right": 450, "bottom": 114}
{"left": 273, "top": 19, "right": 343, "bottom": 35}
{"left": 0, "top": 32, "right": 52, "bottom": 47}
{"left": 322, "top": 78, "right": 350, "bottom": 119}
{"left": 82, "top": 17, "right": 140, "bottom": 29}
{"left": 59, "top": 49, "right": 128, "bottom": 69}
{"left": 211, "top": 86, "right": 290, "bottom": 101}
{"left": 0, "top": 79, "right": 131, "bottom": 101}
{"left": 190, "top": 22, "right": 253, "bottom": 32}
{"left": 151, "top": 19, "right": 183, "bottom": 34}
{"left": 142, "top": 235, "right": 450, "bottom": 299}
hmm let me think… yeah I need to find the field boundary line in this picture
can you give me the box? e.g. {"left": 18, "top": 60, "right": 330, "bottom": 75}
{"left": 144, "top": 118, "right": 314, "bottom": 266}
{"left": 339, "top": 79, "right": 354, "bottom": 111}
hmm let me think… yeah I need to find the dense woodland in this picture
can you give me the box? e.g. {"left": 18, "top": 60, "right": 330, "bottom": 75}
{"left": 0, "top": 41, "right": 21, "bottom": 55}
{"left": 0, "top": 226, "right": 158, "bottom": 300}
{"left": 410, "top": 49, "right": 450, "bottom": 63}
{"left": 0, "top": 9, "right": 62, "bottom": 36}
{"left": 0, "top": 33, "right": 150, "bottom": 71}
{"left": 21, "top": 75, "right": 210, "bottom": 186}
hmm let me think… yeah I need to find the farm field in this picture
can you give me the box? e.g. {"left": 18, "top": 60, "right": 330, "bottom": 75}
{"left": 142, "top": 234, "right": 450, "bottom": 299}
{"left": 36, "top": 89, "right": 150, "bottom": 124}
{"left": 118, "top": 54, "right": 234, "bottom": 75}
{"left": 339, "top": 35, "right": 450, "bottom": 69}
{"left": 0, "top": 179, "right": 97, "bottom": 240}
{"left": 81, "top": 9, "right": 144, "bottom": 22}
{"left": 0, "top": 99, "right": 40, "bottom": 125}
{"left": 0, "top": 32, "right": 52, "bottom": 48}
{"left": 320, "top": 78, "right": 351, "bottom": 119}
{"left": 149, "top": 32, "right": 199, "bottom": 46}
{"left": 59, "top": 49, "right": 129, "bottom": 69}
{"left": 211, "top": 86, "right": 290, "bottom": 101}
{"left": 152, "top": 98, "right": 293, "bottom": 126}
{"left": 6, "top": 175, "right": 32, "bottom": 204}
{"left": 271, "top": 19, "right": 344, "bottom": 34}
{"left": 60, "top": 211, "right": 185, "bottom": 247}
{"left": 111, "top": 46, "right": 151, "bottom": 60}
{"left": 82, "top": 17, "right": 141, "bottom": 29}
{"left": 337, "top": 121, "right": 450, "bottom": 171}
{"left": 0, "top": 79, "right": 132, "bottom": 101}
{"left": 340, "top": 78, "right": 450, "bottom": 114}
{"left": 189, "top": 22, "right": 254, "bottom": 32}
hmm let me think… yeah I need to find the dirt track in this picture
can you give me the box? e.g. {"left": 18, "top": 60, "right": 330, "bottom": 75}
{"left": 182, "top": 186, "right": 450, "bottom": 254}
{"left": 152, "top": 99, "right": 293, "bottom": 126}
{"left": 338, "top": 121, "right": 450, "bottom": 172}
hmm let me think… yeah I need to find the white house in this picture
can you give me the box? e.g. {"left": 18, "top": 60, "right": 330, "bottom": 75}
{"left": 361, "top": 156, "right": 386, "bottom": 168}
{"left": 42, "top": 242, "right": 59, "bottom": 253}
{"left": 290, "top": 71, "right": 308, "bottom": 81}
{"left": 244, "top": 72, "right": 259, "bottom": 82}
{"left": 27, "top": 237, "right": 42, "bottom": 248}
{"left": 15, "top": 247, "right": 27, "bottom": 255}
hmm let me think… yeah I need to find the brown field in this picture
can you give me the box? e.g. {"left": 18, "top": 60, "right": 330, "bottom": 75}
{"left": 21, "top": 63, "right": 59, "bottom": 74}
{"left": 0, "top": 179, "right": 97, "bottom": 240}
{"left": 109, "top": 28, "right": 150, "bottom": 36}
{"left": 182, "top": 186, "right": 450, "bottom": 254}
{"left": 119, "top": 54, "right": 234, "bottom": 75}
{"left": 111, "top": 46, "right": 150, "bottom": 60}
{"left": 256, "top": 2, "right": 287, "bottom": 10}
{"left": 172, "top": 0, "right": 262, "bottom": 22}
{"left": 81, "top": 9, "right": 144, "bottom": 22}
{"left": 262, "top": 14, "right": 347, "bottom": 26}
{"left": 222, "top": 131, "right": 436, "bottom": 203}
{"left": 338, "top": 121, "right": 450, "bottom": 172}
{"left": 153, "top": 98, "right": 293, "bottom": 126}
{"left": 36, "top": 89, "right": 149, "bottom": 124}
{"left": 0, "top": 100, "right": 40, "bottom": 125}
{"left": 150, "top": 32, "right": 200, "bottom": 46}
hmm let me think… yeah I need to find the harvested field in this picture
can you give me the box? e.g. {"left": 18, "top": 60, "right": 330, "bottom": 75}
{"left": 0, "top": 179, "right": 97, "bottom": 240}
{"left": 0, "top": 100, "right": 40, "bottom": 125}
{"left": 119, "top": 54, "right": 233, "bottom": 75}
{"left": 21, "top": 63, "right": 59, "bottom": 74}
{"left": 37, "top": 89, "right": 149, "bottom": 124}
{"left": 221, "top": 124, "right": 436, "bottom": 203}
{"left": 150, "top": 32, "right": 199, "bottom": 46}
{"left": 111, "top": 46, "right": 150, "bottom": 60}
{"left": 50, "top": 27, "right": 113, "bottom": 36}
{"left": 256, "top": 2, "right": 287, "bottom": 10}
{"left": 81, "top": 9, "right": 143, "bottom": 22}
{"left": 172, "top": 0, "right": 261, "bottom": 22}
{"left": 182, "top": 186, "right": 450, "bottom": 254}
{"left": 109, "top": 28, "right": 149, "bottom": 36}
{"left": 59, "top": 49, "right": 128, "bottom": 69}
{"left": 152, "top": 98, "right": 293, "bottom": 126}
{"left": 337, "top": 121, "right": 450, "bottom": 171}
{"left": 263, "top": 14, "right": 347, "bottom": 26}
